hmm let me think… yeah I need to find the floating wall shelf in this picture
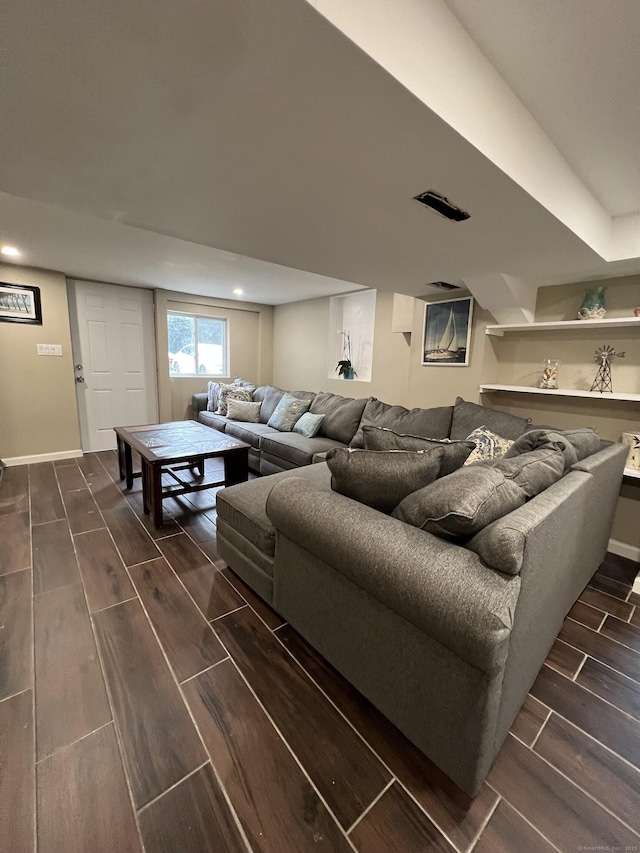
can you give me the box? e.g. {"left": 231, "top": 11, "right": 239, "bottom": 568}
{"left": 485, "top": 317, "right": 640, "bottom": 336}
{"left": 479, "top": 384, "right": 640, "bottom": 403}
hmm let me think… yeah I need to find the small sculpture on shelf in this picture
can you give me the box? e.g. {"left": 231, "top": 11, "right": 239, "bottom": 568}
{"left": 578, "top": 286, "right": 607, "bottom": 320}
{"left": 539, "top": 358, "right": 560, "bottom": 390}
{"left": 590, "top": 345, "right": 625, "bottom": 393}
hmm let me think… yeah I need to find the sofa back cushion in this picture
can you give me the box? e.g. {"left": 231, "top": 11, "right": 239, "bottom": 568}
{"left": 310, "top": 392, "right": 370, "bottom": 444}
{"left": 362, "top": 426, "right": 474, "bottom": 475}
{"left": 505, "top": 427, "right": 600, "bottom": 470}
{"left": 392, "top": 447, "right": 565, "bottom": 538}
{"left": 326, "top": 446, "right": 446, "bottom": 514}
{"left": 450, "top": 397, "right": 530, "bottom": 441}
{"left": 351, "top": 399, "right": 453, "bottom": 447}
{"left": 253, "top": 386, "right": 287, "bottom": 423}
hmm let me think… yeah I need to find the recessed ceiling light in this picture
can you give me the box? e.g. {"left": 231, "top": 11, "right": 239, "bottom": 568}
{"left": 233, "top": 288, "right": 243, "bottom": 295}
{"left": 1, "top": 245, "right": 21, "bottom": 257}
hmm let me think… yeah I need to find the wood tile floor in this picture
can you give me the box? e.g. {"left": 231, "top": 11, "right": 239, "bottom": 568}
{"left": 1, "top": 453, "right": 640, "bottom": 852}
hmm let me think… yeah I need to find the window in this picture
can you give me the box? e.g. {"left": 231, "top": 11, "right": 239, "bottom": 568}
{"left": 167, "top": 312, "right": 227, "bottom": 376}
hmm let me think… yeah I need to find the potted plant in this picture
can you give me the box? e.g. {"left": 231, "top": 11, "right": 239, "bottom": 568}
{"left": 336, "top": 329, "right": 357, "bottom": 379}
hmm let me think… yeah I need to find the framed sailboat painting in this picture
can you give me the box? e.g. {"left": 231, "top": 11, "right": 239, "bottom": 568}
{"left": 422, "top": 296, "right": 473, "bottom": 366}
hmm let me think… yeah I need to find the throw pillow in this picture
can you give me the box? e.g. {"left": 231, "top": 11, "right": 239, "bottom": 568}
{"left": 561, "top": 428, "right": 601, "bottom": 461}
{"left": 464, "top": 426, "right": 514, "bottom": 465}
{"left": 326, "top": 446, "right": 446, "bottom": 514}
{"left": 206, "top": 381, "right": 221, "bottom": 413}
{"left": 450, "top": 396, "right": 530, "bottom": 441}
{"left": 392, "top": 447, "right": 565, "bottom": 538}
{"left": 267, "top": 393, "right": 312, "bottom": 432}
{"left": 226, "top": 398, "right": 262, "bottom": 423}
{"left": 216, "top": 383, "right": 253, "bottom": 416}
{"left": 293, "top": 412, "right": 326, "bottom": 438}
{"left": 362, "top": 426, "right": 475, "bottom": 475}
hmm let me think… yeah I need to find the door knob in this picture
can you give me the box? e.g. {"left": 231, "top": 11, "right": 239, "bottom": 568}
{"left": 76, "top": 376, "right": 85, "bottom": 383}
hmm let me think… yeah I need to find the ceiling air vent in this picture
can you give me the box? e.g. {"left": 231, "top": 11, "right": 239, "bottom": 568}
{"left": 413, "top": 190, "right": 470, "bottom": 222}
{"left": 429, "top": 281, "right": 460, "bottom": 290}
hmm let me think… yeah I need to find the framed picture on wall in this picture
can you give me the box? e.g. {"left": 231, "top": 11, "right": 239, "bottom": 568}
{"left": 0, "top": 283, "right": 42, "bottom": 325}
{"left": 422, "top": 296, "right": 473, "bottom": 366}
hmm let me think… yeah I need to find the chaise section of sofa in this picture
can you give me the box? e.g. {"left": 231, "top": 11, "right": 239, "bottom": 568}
{"left": 263, "top": 441, "right": 628, "bottom": 795}
{"left": 215, "top": 461, "right": 333, "bottom": 602}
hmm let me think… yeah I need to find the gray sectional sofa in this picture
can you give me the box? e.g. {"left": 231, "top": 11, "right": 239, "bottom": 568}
{"left": 193, "top": 384, "right": 628, "bottom": 795}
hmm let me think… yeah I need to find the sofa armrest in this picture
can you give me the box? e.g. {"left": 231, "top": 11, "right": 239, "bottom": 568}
{"left": 191, "top": 392, "right": 208, "bottom": 417}
{"left": 267, "top": 479, "right": 520, "bottom": 673}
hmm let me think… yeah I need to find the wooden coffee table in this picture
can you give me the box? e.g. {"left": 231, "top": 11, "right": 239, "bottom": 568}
{"left": 114, "top": 420, "right": 249, "bottom": 528}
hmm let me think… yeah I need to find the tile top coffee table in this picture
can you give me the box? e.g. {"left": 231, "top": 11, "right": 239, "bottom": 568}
{"left": 114, "top": 420, "right": 249, "bottom": 528}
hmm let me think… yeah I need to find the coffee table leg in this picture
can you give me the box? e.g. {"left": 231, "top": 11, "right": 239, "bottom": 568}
{"left": 117, "top": 436, "right": 133, "bottom": 486}
{"left": 124, "top": 443, "right": 134, "bottom": 490}
{"left": 115, "top": 432, "right": 134, "bottom": 488}
{"left": 141, "top": 464, "right": 149, "bottom": 514}
{"left": 117, "top": 436, "right": 125, "bottom": 481}
{"left": 149, "top": 462, "right": 164, "bottom": 528}
{"left": 224, "top": 448, "right": 249, "bottom": 486}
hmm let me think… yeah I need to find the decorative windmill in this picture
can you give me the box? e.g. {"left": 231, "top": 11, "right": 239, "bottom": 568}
{"left": 590, "top": 345, "right": 625, "bottom": 393}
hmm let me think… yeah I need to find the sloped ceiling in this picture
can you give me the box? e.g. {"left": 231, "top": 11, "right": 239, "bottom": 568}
{"left": 1, "top": 0, "right": 638, "bottom": 305}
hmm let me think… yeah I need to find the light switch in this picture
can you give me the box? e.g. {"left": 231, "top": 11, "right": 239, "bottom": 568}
{"left": 37, "top": 344, "right": 63, "bottom": 356}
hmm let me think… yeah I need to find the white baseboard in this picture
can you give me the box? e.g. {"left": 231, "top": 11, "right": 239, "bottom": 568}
{"left": 608, "top": 537, "right": 640, "bottom": 564}
{"left": 2, "top": 449, "right": 83, "bottom": 467}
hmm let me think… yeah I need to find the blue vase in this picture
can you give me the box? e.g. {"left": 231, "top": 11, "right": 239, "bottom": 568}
{"left": 343, "top": 367, "right": 355, "bottom": 380}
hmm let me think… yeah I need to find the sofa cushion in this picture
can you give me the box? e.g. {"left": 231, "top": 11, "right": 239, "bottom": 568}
{"left": 216, "top": 462, "right": 332, "bottom": 558}
{"left": 253, "top": 386, "right": 287, "bottom": 423}
{"left": 232, "top": 377, "right": 257, "bottom": 391}
{"left": 392, "top": 447, "right": 565, "bottom": 538}
{"left": 326, "top": 446, "right": 447, "bottom": 514}
{"left": 464, "top": 426, "right": 514, "bottom": 465}
{"left": 450, "top": 397, "right": 530, "bottom": 441}
{"left": 362, "top": 426, "right": 475, "bottom": 475}
{"left": 310, "top": 392, "right": 370, "bottom": 444}
{"left": 351, "top": 399, "right": 454, "bottom": 447}
{"left": 216, "top": 383, "right": 253, "bottom": 416}
{"left": 267, "top": 393, "right": 312, "bottom": 432}
{"left": 293, "top": 412, "right": 325, "bottom": 438}
{"left": 260, "top": 432, "right": 346, "bottom": 467}
{"left": 198, "top": 411, "right": 229, "bottom": 432}
{"left": 505, "top": 427, "right": 600, "bottom": 468}
{"left": 505, "top": 428, "right": 578, "bottom": 470}
{"left": 224, "top": 421, "right": 279, "bottom": 449}
{"left": 226, "top": 398, "right": 262, "bottom": 423}
{"left": 561, "top": 428, "right": 601, "bottom": 460}
{"left": 289, "top": 390, "right": 317, "bottom": 403}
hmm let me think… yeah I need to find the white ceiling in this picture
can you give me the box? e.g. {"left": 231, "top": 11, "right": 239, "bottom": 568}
{"left": 1, "top": 0, "right": 639, "bottom": 306}
{"left": 443, "top": 0, "right": 640, "bottom": 218}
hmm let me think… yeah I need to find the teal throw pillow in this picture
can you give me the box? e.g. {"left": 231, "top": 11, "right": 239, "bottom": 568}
{"left": 293, "top": 412, "right": 325, "bottom": 438}
{"left": 267, "top": 393, "right": 312, "bottom": 432}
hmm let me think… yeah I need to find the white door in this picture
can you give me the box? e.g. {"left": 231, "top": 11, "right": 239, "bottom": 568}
{"left": 68, "top": 280, "right": 159, "bottom": 451}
